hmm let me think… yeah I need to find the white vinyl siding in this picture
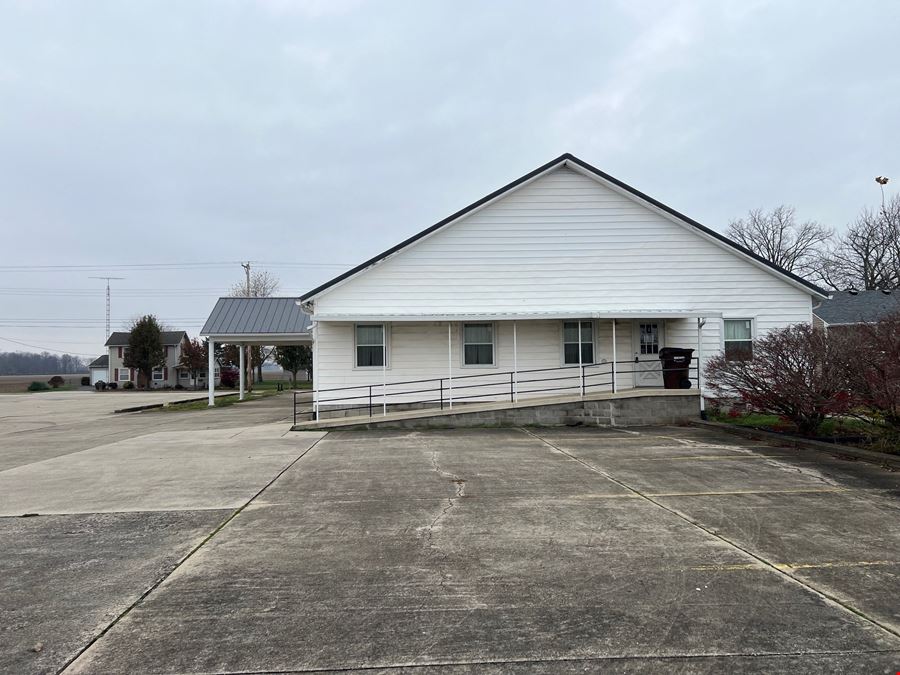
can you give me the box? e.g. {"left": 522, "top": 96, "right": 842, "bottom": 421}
{"left": 311, "top": 165, "right": 815, "bottom": 403}
{"left": 314, "top": 167, "right": 814, "bottom": 326}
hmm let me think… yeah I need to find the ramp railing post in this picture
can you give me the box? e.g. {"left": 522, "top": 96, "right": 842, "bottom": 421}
{"left": 581, "top": 364, "right": 586, "bottom": 397}
{"left": 509, "top": 372, "right": 514, "bottom": 403}
{"left": 368, "top": 385, "right": 373, "bottom": 417}
{"left": 440, "top": 378, "right": 444, "bottom": 410}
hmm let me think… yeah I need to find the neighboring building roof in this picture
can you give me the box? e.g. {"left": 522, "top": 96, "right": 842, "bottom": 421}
{"left": 88, "top": 354, "right": 109, "bottom": 368}
{"left": 814, "top": 289, "right": 900, "bottom": 325}
{"left": 200, "top": 297, "right": 312, "bottom": 336}
{"left": 104, "top": 331, "right": 188, "bottom": 347}
{"left": 300, "top": 153, "right": 830, "bottom": 302}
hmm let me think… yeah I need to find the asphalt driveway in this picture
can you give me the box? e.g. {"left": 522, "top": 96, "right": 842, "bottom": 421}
{"left": 3, "top": 414, "right": 900, "bottom": 673}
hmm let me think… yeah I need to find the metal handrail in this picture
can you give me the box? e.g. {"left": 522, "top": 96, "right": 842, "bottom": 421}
{"left": 294, "top": 358, "right": 698, "bottom": 423}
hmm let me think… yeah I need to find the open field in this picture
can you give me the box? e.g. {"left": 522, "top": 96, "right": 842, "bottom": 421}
{"left": 0, "top": 374, "right": 88, "bottom": 394}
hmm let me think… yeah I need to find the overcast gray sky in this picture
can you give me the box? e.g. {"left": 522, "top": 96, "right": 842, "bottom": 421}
{"left": 1, "top": 0, "right": 898, "bottom": 358}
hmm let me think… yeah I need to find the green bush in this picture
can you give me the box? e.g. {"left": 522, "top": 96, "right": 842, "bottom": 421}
{"left": 28, "top": 381, "right": 50, "bottom": 392}
{"left": 47, "top": 375, "right": 65, "bottom": 388}
{"left": 81, "top": 376, "right": 90, "bottom": 386}
{"left": 123, "top": 381, "right": 135, "bottom": 390}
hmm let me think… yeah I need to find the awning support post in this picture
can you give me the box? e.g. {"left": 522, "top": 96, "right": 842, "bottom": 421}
{"left": 448, "top": 322, "right": 453, "bottom": 409}
{"left": 611, "top": 319, "right": 617, "bottom": 393}
{"left": 697, "top": 317, "right": 706, "bottom": 418}
{"left": 207, "top": 339, "right": 215, "bottom": 407}
{"left": 238, "top": 342, "right": 245, "bottom": 401}
{"left": 513, "top": 321, "right": 518, "bottom": 402}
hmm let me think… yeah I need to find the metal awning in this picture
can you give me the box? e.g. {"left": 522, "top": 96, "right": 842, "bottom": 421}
{"left": 201, "top": 297, "right": 312, "bottom": 343}
{"left": 311, "top": 310, "right": 722, "bottom": 322}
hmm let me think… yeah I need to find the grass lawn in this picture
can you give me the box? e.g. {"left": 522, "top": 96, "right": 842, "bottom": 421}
{"left": 713, "top": 412, "right": 877, "bottom": 439}
{"left": 253, "top": 379, "right": 312, "bottom": 391}
{"left": 162, "top": 390, "right": 280, "bottom": 412}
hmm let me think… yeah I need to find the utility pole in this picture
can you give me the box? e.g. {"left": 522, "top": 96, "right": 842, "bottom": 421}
{"left": 89, "top": 276, "right": 125, "bottom": 339}
{"left": 242, "top": 262, "right": 251, "bottom": 296}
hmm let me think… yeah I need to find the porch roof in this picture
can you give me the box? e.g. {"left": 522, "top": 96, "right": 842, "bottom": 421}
{"left": 201, "top": 297, "right": 312, "bottom": 344}
{"left": 311, "top": 310, "right": 722, "bottom": 322}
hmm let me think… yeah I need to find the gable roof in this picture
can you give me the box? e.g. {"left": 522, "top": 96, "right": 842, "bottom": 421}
{"left": 88, "top": 354, "right": 109, "bottom": 368}
{"left": 105, "top": 331, "right": 187, "bottom": 347}
{"left": 814, "top": 290, "right": 900, "bottom": 325}
{"left": 300, "top": 153, "right": 829, "bottom": 302}
{"left": 201, "top": 297, "right": 312, "bottom": 336}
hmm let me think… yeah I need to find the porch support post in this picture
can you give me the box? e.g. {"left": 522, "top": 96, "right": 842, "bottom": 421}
{"left": 611, "top": 319, "right": 617, "bottom": 393}
{"left": 697, "top": 318, "right": 706, "bottom": 417}
{"left": 448, "top": 322, "right": 453, "bottom": 409}
{"left": 207, "top": 338, "right": 215, "bottom": 407}
{"left": 312, "top": 322, "right": 319, "bottom": 419}
{"left": 513, "top": 321, "right": 518, "bottom": 402}
{"left": 238, "top": 342, "right": 245, "bottom": 401}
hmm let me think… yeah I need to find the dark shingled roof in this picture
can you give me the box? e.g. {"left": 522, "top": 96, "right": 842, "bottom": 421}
{"left": 201, "top": 297, "right": 312, "bottom": 336}
{"left": 814, "top": 290, "right": 900, "bottom": 325}
{"left": 104, "top": 331, "right": 187, "bottom": 347}
{"left": 88, "top": 354, "right": 108, "bottom": 368}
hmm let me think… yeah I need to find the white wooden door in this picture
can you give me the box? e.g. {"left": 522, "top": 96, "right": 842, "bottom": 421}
{"left": 632, "top": 321, "right": 665, "bottom": 387}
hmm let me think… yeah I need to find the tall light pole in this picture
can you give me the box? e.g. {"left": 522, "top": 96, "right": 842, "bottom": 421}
{"left": 89, "top": 276, "right": 125, "bottom": 339}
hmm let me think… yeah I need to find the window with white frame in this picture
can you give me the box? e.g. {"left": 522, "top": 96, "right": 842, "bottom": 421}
{"left": 179, "top": 371, "right": 189, "bottom": 380}
{"left": 356, "top": 324, "right": 385, "bottom": 367}
{"left": 214, "top": 367, "right": 220, "bottom": 377}
{"left": 152, "top": 368, "right": 164, "bottom": 381}
{"left": 463, "top": 323, "right": 494, "bottom": 366}
{"left": 563, "top": 321, "right": 594, "bottom": 364}
{"left": 118, "top": 369, "right": 130, "bottom": 382}
{"left": 724, "top": 319, "right": 753, "bottom": 360}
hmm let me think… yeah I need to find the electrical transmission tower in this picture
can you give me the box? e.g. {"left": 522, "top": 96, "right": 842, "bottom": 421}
{"left": 89, "top": 276, "right": 125, "bottom": 339}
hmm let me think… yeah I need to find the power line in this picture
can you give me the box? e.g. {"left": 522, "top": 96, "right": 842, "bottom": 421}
{"left": 0, "top": 335, "right": 98, "bottom": 357}
{"left": 0, "top": 260, "right": 352, "bottom": 271}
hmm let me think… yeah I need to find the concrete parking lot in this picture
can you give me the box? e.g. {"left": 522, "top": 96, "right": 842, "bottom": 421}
{"left": 3, "top": 393, "right": 900, "bottom": 673}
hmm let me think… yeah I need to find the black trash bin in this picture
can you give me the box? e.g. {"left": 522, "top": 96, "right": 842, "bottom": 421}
{"left": 658, "top": 348, "right": 694, "bottom": 389}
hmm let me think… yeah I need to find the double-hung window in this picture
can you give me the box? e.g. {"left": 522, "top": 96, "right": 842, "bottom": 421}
{"left": 118, "top": 369, "right": 130, "bottom": 382}
{"left": 463, "top": 323, "right": 494, "bottom": 366}
{"left": 563, "top": 321, "right": 594, "bottom": 364}
{"left": 152, "top": 368, "right": 164, "bottom": 381}
{"left": 356, "top": 324, "right": 385, "bottom": 367}
{"left": 724, "top": 319, "right": 753, "bottom": 361}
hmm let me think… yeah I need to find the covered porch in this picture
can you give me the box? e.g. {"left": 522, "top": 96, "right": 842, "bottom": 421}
{"left": 308, "top": 310, "right": 720, "bottom": 420}
{"left": 200, "top": 297, "right": 312, "bottom": 406}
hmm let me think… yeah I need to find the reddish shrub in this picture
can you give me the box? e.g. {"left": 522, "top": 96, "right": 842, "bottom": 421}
{"left": 705, "top": 323, "right": 850, "bottom": 435}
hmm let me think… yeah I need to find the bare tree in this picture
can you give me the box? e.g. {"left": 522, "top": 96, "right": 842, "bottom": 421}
{"left": 229, "top": 269, "right": 280, "bottom": 298}
{"left": 727, "top": 205, "right": 832, "bottom": 278}
{"left": 228, "top": 269, "right": 281, "bottom": 381}
{"left": 818, "top": 195, "right": 900, "bottom": 290}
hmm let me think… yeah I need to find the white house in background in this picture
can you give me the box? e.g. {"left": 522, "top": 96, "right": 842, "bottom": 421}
{"left": 299, "top": 153, "right": 829, "bottom": 416}
{"left": 103, "top": 330, "right": 221, "bottom": 388}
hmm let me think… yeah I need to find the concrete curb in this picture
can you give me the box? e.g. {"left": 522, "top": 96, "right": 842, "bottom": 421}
{"left": 691, "top": 419, "right": 900, "bottom": 469}
{"left": 114, "top": 393, "right": 237, "bottom": 414}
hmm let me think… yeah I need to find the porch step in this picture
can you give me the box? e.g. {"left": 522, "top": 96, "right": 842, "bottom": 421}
{"left": 291, "top": 389, "right": 700, "bottom": 431}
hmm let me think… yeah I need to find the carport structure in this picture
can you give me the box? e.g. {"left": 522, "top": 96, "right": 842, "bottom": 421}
{"left": 200, "top": 297, "right": 312, "bottom": 406}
